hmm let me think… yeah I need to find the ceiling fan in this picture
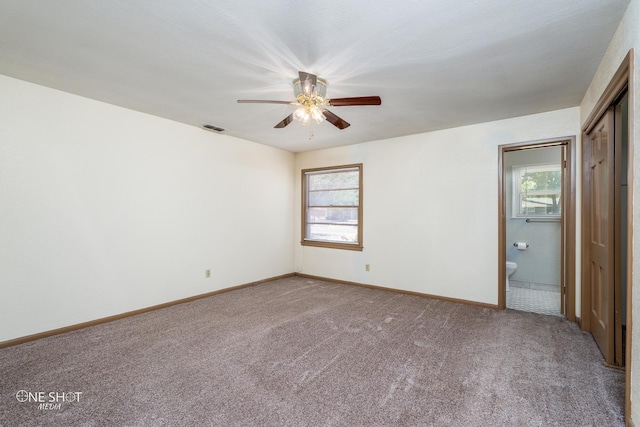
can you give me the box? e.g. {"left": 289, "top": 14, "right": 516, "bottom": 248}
{"left": 237, "top": 71, "right": 381, "bottom": 130}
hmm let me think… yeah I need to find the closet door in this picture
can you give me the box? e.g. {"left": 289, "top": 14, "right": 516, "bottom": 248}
{"left": 587, "top": 107, "right": 615, "bottom": 363}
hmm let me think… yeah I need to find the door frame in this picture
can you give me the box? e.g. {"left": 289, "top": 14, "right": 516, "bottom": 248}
{"left": 498, "top": 136, "right": 577, "bottom": 322}
{"left": 581, "top": 49, "right": 633, "bottom": 421}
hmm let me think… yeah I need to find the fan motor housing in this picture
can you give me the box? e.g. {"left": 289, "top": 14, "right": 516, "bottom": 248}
{"left": 293, "top": 77, "right": 327, "bottom": 98}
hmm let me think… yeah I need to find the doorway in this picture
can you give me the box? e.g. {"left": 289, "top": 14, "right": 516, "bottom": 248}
{"left": 504, "top": 146, "right": 564, "bottom": 316}
{"left": 498, "top": 137, "right": 576, "bottom": 321}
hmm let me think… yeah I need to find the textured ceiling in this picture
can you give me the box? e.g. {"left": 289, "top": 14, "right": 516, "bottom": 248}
{"left": 0, "top": 1, "right": 630, "bottom": 152}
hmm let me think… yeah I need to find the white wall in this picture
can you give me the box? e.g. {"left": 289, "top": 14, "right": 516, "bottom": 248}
{"left": 0, "top": 75, "right": 295, "bottom": 342}
{"left": 295, "top": 108, "right": 580, "bottom": 306}
{"left": 579, "top": 0, "right": 640, "bottom": 421}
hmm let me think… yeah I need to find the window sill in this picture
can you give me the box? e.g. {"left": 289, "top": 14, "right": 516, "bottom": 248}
{"left": 301, "top": 240, "right": 364, "bottom": 251}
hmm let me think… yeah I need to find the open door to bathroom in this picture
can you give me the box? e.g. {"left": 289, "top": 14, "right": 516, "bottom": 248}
{"left": 498, "top": 137, "right": 576, "bottom": 321}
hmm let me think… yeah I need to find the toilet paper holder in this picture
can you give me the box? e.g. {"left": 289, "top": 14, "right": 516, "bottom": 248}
{"left": 513, "top": 242, "right": 529, "bottom": 248}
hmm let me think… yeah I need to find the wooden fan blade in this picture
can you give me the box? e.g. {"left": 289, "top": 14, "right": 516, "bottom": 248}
{"left": 327, "top": 96, "right": 382, "bottom": 106}
{"left": 298, "top": 71, "right": 318, "bottom": 97}
{"left": 322, "top": 110, "right": 350, "bottom": 129}
{"left": 237, "top": 100, "right": 294, "bottom": 104}
{"left": 274, "top": 114, "right": 294, "bottom": 128}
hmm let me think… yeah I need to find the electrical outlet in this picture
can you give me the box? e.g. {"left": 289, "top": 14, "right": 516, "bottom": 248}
{"left": 365, "top": 264, "right": 370, "bottom": 272}
{"left": 205, "top": 269, "right": 211, "bottom": 278}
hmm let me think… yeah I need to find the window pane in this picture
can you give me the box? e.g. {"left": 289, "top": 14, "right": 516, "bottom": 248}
{"left": 521, "top": 169, "right": 561, "bottom": 192}
{"left": 308, "top": 170, "right": 359, "bottom": 191}
{"left": 306, "top": 224, "right": 358, "bottom": 243}
{"left": 308, "top": 189, "right": 359, "bottom": 206}
{"left": 307, "top": 207, "right": 359, "bottom": 225}
{"left": 520, "top": 193, "right": 562, "bottom": 215}
{"left": 513, "top": 164, "right": 561, "bottom": 217}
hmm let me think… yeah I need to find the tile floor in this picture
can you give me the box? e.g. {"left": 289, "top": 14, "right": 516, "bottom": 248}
{"left": 506, "top": 282, "right": 562, "bottom": 317}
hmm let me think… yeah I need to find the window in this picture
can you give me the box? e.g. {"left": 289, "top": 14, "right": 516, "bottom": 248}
{"left": 302, "top": 164, "right": 363, "bottom": 250}
{"left": 512, "top": 163, "right": 562, "bottom": 217}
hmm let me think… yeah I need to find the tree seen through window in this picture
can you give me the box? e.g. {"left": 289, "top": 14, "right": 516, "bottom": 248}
{"left": 514, "top": 164, "right": 562, "bottom": 217}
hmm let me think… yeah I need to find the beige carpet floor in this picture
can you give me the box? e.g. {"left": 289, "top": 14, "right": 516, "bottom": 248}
{"left": 0, "top": 276, "right": 625, "bottom": 426}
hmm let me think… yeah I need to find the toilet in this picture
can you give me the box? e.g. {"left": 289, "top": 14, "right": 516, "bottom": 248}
{"left": 506, "top": 261, "right": 517, "bottom": 292}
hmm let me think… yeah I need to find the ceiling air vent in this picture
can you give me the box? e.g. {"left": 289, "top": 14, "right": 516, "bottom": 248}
{"left": 202, "top": 124, "right": 225, "bottom": 132}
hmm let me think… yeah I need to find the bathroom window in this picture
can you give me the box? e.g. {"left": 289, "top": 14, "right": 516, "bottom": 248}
{"left": 302, "top": 164, "right": 363, "bottom": 251}
{"left": 512, "top": 163, "right": 561, "bottom": 217}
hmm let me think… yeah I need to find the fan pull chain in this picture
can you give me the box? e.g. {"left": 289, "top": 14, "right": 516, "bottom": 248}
{"left": 307, "top": 122, "right": 313, "bottom": 140}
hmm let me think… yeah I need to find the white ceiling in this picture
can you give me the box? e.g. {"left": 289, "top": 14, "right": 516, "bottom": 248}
{"left": 0, "top": 1, "right": 630, "bottom": 152}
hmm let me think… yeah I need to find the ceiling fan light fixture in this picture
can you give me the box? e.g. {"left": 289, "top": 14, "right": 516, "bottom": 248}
{"left": 293, "top": 106, "right": 311, "bottom": 125}
{"left": 310, "top": 105, "right": 325, "bottom": 124}
{"left": 293, "top": 105, "right": 325, "bottom": 126}
{"left": 237, "top": 71, "right": 379, "bottom": 132}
